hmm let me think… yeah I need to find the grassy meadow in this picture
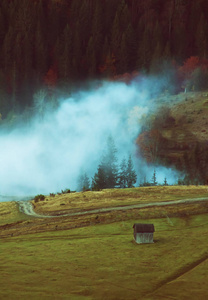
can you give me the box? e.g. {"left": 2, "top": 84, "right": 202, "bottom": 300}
{"left": 0, "top": 186, "right": 208, "bottom": 299}
{"left": 33, "top": 185, "right": 208, "bottom": 215}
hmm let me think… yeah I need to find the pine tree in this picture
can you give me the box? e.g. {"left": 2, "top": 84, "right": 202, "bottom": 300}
{"left": 125, "top": 23, "right": 137, "bottom": 71}
{"left": 72, "top": 21, "right": 82, "bottom": 78}
{"left": 151, "top": 169, "right": 157, "bottom": 186}
{"left": 92, "top": 136, "right": 118, "bottom": 190}
{"left": 79, "top": 0, "right": 92, "bottom": 48}
{"left": 195, "top": 14, "right": 208, "bottom": 59}
{"left": 104, "top": 136, "right": 118, "bottom": 188}
{"left": 137, "top": 25, "right": 152, "bottom": 69}
{"left": 91, "top": 1, "right": 103, "bottom": 65}
{"left": 33, "top": 89, "right": 47, "bottom": 120}
{"left": 118, "top": 32, "right": 128, "bottom": 73}
{"left": 58, "top": 24, "right": 73, "bottom": 79}
{"left": 126, "top": 155, "right": 137, "bottom": 188}
{"left": 83, "top": 173, "right": 90, "bottom": 191}
{"left": 77, "top": 171, "right": 90, "bottom": 192}
{"left": 118, "top": 158, "right": 127, "bottom": 188}
{"left": 91, "top": 163, "right": 107, "bottom": 190}
{"left": 86, "top": 36, "right": 96, "bottom": 76}
{"left": 34, "top": 20, "right": 48, "bottom": 81}
{"left": 0, "top": 7, "right": 6, "bottom": 46}
{"left": 111, "top": 12, "right": 121, "bottom": 58}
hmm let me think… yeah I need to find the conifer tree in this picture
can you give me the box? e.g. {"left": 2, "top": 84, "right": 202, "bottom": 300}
{"left": 111, "top": 12, "right": 121, "bottom": 57}
{"left": 125, "top": 24, "right": 137, "bottom": 71}
{"left": 91, "top": 1, "right": 103, "bottom": 63}
{"left": 137, "top": 26, "right": 152, "bottom": 69}
{"left": 118, "top": 158, "right": 127, "bottom": 188}
{"left": 86, "top": 36, "right": 96, "bottom": 76}
{"left": 196, "top": 14, "right": 208, "bottom": 59}
{"left": 151, "top": 169, "right": 157, "bottom": 186}
{"left": 79, "top": 0, "right": 92, "bottom": 48}
{"left": 0, "top": 8, "right": 6, "bottom": 46}
{"left": 92, "top": 136, "right": 118, "bottom": 190}
{"left": 77, "top": 171, "right": 90, "bottom": 192}
{"left": 164, "top": 178, "right": 168, "bottom": 186}
{"left": 58, "top": 24, "right": 73, "bottom": 79}
{"left": 126, "top": 155, "right": 137, "bottom": 188}
{"left": 72, "top": 21, "right": 82, "bottom": 78}
{"left": 118, "top": 32, "right": 128, "bottom": 73}
{"left": 34, "top": 21, "right": 48, "bottom": 81}
{"left": 105, "top": 136, "right": 118, "bottom": 188}
{"left": 91, "top": 163, "right": 107, "bottom": 190}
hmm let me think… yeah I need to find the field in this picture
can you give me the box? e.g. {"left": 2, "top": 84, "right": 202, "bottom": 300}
{"left": 0, "top": 186, "right": 208, "bottom": 299}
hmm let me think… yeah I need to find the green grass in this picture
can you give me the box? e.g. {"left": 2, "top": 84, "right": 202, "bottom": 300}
{"left": 0, "top": 201, "right": 29, "bottom": 226}
{"left": 1, "top": 214, "right": 208, "bottom": 300}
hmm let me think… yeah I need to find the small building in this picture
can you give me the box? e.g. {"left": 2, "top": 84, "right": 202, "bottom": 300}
{"left": 133, "top": 223, "right": 155, "bottom": 244}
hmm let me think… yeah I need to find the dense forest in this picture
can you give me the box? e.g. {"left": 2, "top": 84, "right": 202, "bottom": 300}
{"left": 1, "top": 0, "right": 208, "bottom": 116}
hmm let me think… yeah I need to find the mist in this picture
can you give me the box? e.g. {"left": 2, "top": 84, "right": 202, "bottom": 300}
{"left": 0, "top": 78, "right": 179, "bottom": 199}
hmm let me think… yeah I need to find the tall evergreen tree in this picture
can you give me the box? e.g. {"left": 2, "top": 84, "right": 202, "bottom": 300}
{"left": 118, "top": 157, "right": 127, "bottom": 188}
{"left": 196, "top": 14, "right": 208, "bottom": 59}
{"left": 111, "top": 12, "right": 121, "bottom": 58}
{"left": 126, "top": 155, "right": 137, "bottom": 188}
{"left": 104, "top": 135, "right": 119, "bottom": 188}
{"left": 86, "top": 36, "right": 96, "bottom": 76}
{"left": 72, "top": 21, "right": 83, "bottom": 78}
{"left": 58, "top": 24, "right": 73, "bottom": 80}
{"left": 125, "top": 23, "right": 137, "bottom": 71}
{"left": 91, "top": 1, "right": 103, "bottom": 60}
{"left": 92, "top": 136, "right": 118, "bottom": 190}
{"left": 91, "top": 163, "right": 107, "bottom": 190}
{"left": 137, "top": 25, "right": 152, "bottom": 69}
{"left": 34, "top": 20, "right": 48, "bottom": 82}
{"left": 151, "top": 169, "right": 157, "bottom": 186}
{"left": 118, "top": 32, "right": 128, "bottom": 74}
{"left": 0, "top": 7, "right": 6, "bottom": 48}
{"left": 77, "top": 171, "right": 90, "bottom": 192}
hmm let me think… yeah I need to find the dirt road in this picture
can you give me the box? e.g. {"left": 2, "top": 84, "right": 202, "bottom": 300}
{"left": 17, "top": 197, "right": 208, "bottom": 218}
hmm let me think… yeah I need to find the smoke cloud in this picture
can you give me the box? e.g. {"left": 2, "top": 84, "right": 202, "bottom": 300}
{"left": 0, "top": 78, "right": 179, "bottom": 200}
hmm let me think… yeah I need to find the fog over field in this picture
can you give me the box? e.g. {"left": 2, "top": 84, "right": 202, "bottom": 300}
{"left": 0, "top": 78, "right": 179, "bottom": 199}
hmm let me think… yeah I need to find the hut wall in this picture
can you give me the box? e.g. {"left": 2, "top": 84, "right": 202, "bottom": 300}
{"left": 135, "top": 233, "right": 154, "bottom": 244}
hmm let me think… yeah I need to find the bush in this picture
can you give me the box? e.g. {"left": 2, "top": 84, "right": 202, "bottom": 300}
{"left": 61, "top": 188, "right": 71, "bottom": 194}
{"left": 34, "top": 194, "right": 45, "bottom": 202}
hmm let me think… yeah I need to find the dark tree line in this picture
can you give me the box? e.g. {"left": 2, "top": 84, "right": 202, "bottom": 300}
{"left": 180, "top": 142, "right": 208, "bottom": 185}
{"left": 77, "top": 136, "right": 137, "bottom": 191}
{"left": 1, "top": 0, "right": 208, "bottom": 115}
{"left": 137, "top": 107, "right": 208, "bottom": 186}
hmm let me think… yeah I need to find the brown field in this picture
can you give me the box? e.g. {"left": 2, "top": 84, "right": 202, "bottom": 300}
{"left": 0, "top": 186, "right": 208, "bottom": 299}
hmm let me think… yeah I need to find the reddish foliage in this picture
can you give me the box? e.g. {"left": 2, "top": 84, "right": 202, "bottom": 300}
{"left": 178, "top": 56, "right": 200, "bottom": 81}
{"left": 44, "top": 67, "right": 57, "bottom": 88}
{"left": 178, "top": 56, "right": 208, "bottom": 79}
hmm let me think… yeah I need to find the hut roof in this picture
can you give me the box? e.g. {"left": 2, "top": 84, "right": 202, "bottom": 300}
{"left": 133, "top": 223, "right": 155, "bottom": 233}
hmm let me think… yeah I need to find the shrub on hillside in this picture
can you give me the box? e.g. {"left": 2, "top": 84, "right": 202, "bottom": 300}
{"left": 61, "top": 188, "right": 71, "bottom": 194}
{"left": 34, "top": 194, "right": 45, "bottom": 202}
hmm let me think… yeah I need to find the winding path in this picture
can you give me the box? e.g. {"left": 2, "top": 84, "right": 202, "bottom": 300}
{"left": 17, "top": 197, "right": 208, "bottom": 218}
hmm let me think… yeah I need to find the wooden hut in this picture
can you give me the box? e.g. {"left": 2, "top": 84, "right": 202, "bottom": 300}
{"left": 133, "top": 223, "right": 155, "bottom": 244}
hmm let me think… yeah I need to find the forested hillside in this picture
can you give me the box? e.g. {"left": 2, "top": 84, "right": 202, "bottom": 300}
{"left": 1, "top": 0, "right": 208, "bottom": 115}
